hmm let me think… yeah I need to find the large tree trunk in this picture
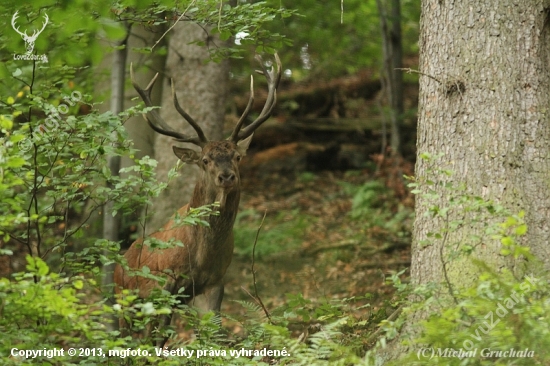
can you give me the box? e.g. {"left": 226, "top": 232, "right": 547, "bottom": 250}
{"left": 385, "top": 0, "right": 550, "bottom": 361}
{"left": 413, "top": 0, "right": 550, "bottom": 288}
{"left": 146, "top": 22, "right": 230, "bottom": 232}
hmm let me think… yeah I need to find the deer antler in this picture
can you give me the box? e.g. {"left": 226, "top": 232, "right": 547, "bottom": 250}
{"left": 31, "top": 13, "right": 49, "bottom": 40}
{"left": 11, "top": 12, "right": 49, "bottom": 40}
{"left": 230, "top": 53, "right": 282, "bottom": 143}
{"left": 130, "top": 63, "right": 208, "bottom": 147}
{"left": 170, "top": 80, "right": 208, "bottom": 145}
{"left": 11, "top": 11, "right": 27, "bottom": 38}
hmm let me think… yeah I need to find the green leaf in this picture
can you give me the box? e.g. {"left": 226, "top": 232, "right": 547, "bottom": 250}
{"left": 219, "top": 29, "right": 232, "bottom": 41}
{"left": 7, "top": 156, "right": 26, "bottom": 168}
{"left": 26, "top": 256, "right": 49, "bottom": 276}
{"left": 500, "top": 236, "right": 514, "bottom": 246}
{"left": 0, "top": 117, "right": 13, "bottom": 130}
{"left": 515, "top": 224, "right": 527, "bottom": 236}
{"left": 100, "top": 18, "right": 127, "bottom": 40}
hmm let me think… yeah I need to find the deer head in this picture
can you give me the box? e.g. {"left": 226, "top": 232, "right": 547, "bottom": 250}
{"left": 130, "top": 54, "right": 281, "bottom": 209}
{"left": 11, "top": 11, "right": 49, "bottom": 55}
{"left": 172, "top": 139, "right": 252, "bottom": 210}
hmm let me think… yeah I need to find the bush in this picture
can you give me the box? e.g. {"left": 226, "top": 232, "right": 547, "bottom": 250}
{"left": 376, "top": 153, "right": 550, "bottom": 365}
{"left": 0, "top": 29, "right": 377, "bottom": 366}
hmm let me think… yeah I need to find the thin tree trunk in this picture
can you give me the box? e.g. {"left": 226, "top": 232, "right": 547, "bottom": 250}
{"left": 102, "top": 26, "right": 129, "bottom": 272}
{"left": 389, "top": 0, "right": 403, "bottom": 154}
{"left": 102, "top": 32, "right": 127, "bottom": 244}
{"left": 101, "top": 22, "right": 130, "bottom": 331}
{"left": 120, "top": 24, "right": 167, "bottom": 178}
{"left": 120, "top": 24, "right": 167, "bottom": 243}
{"left": 94, "top": 24, "right": 166, "bottom": 245}
{"left": 376, "top": 0, "right": 403, "bottom": 155}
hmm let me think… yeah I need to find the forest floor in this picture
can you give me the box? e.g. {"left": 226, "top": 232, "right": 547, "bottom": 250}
{"left": 220, "top": 151, "right": 415, "bottom": 337}
{"left": 220, "top": 64, "right": 418, "bottom": 334}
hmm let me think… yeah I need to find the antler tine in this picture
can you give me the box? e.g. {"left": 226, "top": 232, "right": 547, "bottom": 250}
{"left": 130, "top": 63, "right": 205, "bottom": 146}
{"left": 31, "top": 14, "right": 50, "bottom": 38}
{"left": 233, "top": 53, "right": 281, "bottom": 142}
{"left": 11, "top": 11, "right": 25, "bottom": 37}
{"left": 230, "top": 75, "right": 255, "bottom": 142}
{"left": 171, "top": 80, "right": 208, "bottom": 146}
{"left": 37, "top": 13, "right": 48, "bottom": 34}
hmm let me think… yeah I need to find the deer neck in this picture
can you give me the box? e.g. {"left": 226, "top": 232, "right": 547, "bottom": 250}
{"left": 189, "top": 175, "right": 241, "bottom": 240}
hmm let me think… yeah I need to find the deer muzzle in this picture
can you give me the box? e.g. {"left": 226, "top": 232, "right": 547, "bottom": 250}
{"left": 217, "top": 172, "right": 236, "bottom": 188}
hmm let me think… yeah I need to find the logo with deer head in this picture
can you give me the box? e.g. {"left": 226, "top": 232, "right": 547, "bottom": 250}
{"left": 11, "top": 11, "right": 49, "bottom": 55}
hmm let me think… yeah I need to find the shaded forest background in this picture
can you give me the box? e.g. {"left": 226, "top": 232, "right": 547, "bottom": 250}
{"left": 0, "top": 0, "right": 425, "bottom": 363}
{"left": 1, "top": 0, "right": 420, "bottom": 306}
{"left": 182, "top": 0, "right": 420, "bottom": 322}
{"left": 3, "top": 1, "right": 550, "bottom": 365}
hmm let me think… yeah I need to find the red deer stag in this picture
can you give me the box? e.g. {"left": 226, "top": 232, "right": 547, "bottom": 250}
{"left": 113, "top": 54, "right": 281, "bottom": 338}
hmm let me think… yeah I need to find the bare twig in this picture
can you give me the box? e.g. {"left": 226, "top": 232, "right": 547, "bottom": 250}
{"left": 365, "top": 305, "right": 403, "bottom": 344}
{"left": 398, "top": 68, "right": 466, "bottom": 98}
{"left": 396, "top": 67, "right": 442, "bottom": 84}
{"left": 152, "top": 0, "right": 197, "bottom": 50}
{"left": 302, "top": 239, "right": 359, "bottom": 256}
{"left": 358, "top": 260, "right": 410, "bottom": 269}
{"left": 440, "top": 212, "right": 460, "bottom": 305}
{"left": 250, "top": 210, "right": 271, "bottom": 322}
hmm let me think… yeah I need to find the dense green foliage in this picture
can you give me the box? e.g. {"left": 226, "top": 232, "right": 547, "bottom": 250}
{"left": 380, "top": 154, "right": 550, "bottom": 365}
{"left": 0, "top": 1, "right": 381, "bottom": 364}
{"left": 256, "top": 0, "right": 420, "bottom": 81}
{"left": 2, "top": 1, "right": 545, "bottom": 365}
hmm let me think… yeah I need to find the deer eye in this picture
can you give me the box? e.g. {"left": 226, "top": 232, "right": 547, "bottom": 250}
{"left": 202, "top": 158, "right": 209, "bottom": 165}
{"left": 236, "top": 155, "right": 242, "bottom": 162}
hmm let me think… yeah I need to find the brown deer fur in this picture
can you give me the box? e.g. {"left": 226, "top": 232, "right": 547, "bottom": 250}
{"left": 113, "top": 54, "right": 280, "bottom": 343}
{"left": 114, "top": 138, "right": 252, "bottom": 309}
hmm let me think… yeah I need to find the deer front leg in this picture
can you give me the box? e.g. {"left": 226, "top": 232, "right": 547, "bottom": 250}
{"left": 203, "top": 284, "right": 224, "bottom": 312}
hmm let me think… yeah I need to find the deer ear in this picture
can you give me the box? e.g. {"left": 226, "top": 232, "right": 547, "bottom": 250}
{"left": 173, "top": 146, "right": 200, "bottom": 164}
{"left": 236, "top": 133, "right": 254, "bottom": 156}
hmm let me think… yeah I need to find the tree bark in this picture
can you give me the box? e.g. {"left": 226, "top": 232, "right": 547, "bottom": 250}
{"left": 385, "top": 0, "right": 550, "bottom": 360}
{"left": 389, "top": 0, "right": 403, "bottom": 154}
{"left": 101, "top": 23, "right": 129, "bottom": 307}
{"left": 147, "top": 22, "right": 230, "bottom": 232}
{"left": 121, "top": 24, "right": 167, "bottom": 173}
{"left": 376, "top": 0, "right": 404, "bottom": 155}
{"left": 413, "top": 0, "right": 550, "bottom": 286}
{"left": 94, "top": 23, "right": 166, "bottom": 330}
{"left": 93, "top": 24, "right": 166, "bottom": 230}
{"left": 120, "top": 24, "right": 167, "bottom": 243}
